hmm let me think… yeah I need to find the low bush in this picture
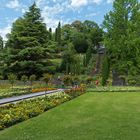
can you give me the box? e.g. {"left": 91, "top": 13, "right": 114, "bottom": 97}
{"left": 63, "top": 75, "right": 73, "bottom": 86}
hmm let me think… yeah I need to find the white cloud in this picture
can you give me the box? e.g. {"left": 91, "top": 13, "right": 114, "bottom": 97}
{"left": 0, "top": 18, "right": 18, "bottom": 40}
{"left": 85, "top": 12, "right": 98, "bottom": 18}
{"left": 41, "top": 2, "right": 71, "bottom": 31}
{"left": 21, "top": 5, "right": 28, "bottom": 14}
{"left": 0, "top": 25, "right": 11, "bottom": 40}
{"left": 36, "top": 0, "right": 45, "bottom": 7}
{"left": 70, "top": 0, "right": 103, "bottom": 7}
{"left": 6, "top": 0, "right": 20, "bottom": 9}
{"left": 71, "top": 0, "right": 87, "bottom": 8}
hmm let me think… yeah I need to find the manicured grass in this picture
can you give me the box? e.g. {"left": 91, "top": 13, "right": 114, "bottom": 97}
{"left": 1, "top": 92, "right": 140, "bottom": 140}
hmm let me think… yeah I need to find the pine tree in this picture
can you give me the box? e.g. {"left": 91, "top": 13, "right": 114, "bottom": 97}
{"left": 6, "top": 3, "right": 48, "bottom": 49}
{"left": 4, "top": 2, "right": 49, "bottom": 77}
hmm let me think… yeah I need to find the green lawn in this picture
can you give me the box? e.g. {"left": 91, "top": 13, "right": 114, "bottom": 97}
{"left": 1, "top": 92, "right": 140, "bottom": 140}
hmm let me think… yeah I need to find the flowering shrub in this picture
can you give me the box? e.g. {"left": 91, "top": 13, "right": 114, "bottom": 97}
{"left": 31, "top": 87, "right": 57, "bottom": 93}
{"left": 65, "top": 86, "right": 86, "bottom": 98}
{"left": 63, "top": 75, "right": 73, "bottom": 86}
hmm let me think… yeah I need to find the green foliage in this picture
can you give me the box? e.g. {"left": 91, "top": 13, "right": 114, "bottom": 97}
{"left": 63, "top": 75, "right": 72, "bottom": 86}
{"left": 21, "top": 75, "right": 28, "bottom": 85}
{"left": 72, "top": 76, "right": 80, "bottom": 84}
{"left": 57, "top": 22, "right": 61, "bottom": 45}
{"left": 89, "top": 28, "right": 103, "bottom": 46}
{"left": 61, "top": 20, "right": 102, "bottom": 54}
{"left": 85, "top": 55, "right": 96, "bottom": 75}
{"left": 55, "top": 28, "right": 58, "bottom": 42}
{"left": 73, "top": 32, "right": 88, "bottom": 53}
{"left": 127, "top": 75, "right": 140, "bottom": 86}
{"left": 103, "top": 0, "right": 140, "bottom": 76}
{"left": 4, "top": 3, "right": 49, "bottom": 77}
{"left": 86, "top": 77, "right": 93, "bottom": 84}
{"left": 60, "top": 43, "right": 76, "bottom": 73}
{"left": 29, "top": 74, "right": 36, "bottom": 86}
{"left": 8, "top": 73, "right": 17, "bottom": 87}
{"left": 0, "top": 36, "right": 3, "bottom": 49}
{"left": 48, "top": 28, "right": 52, "bottom": 40}
{"left": 42, "top": 74, "right": 52, "bottom": 84}
{"left": 0, "top": 2, "right": 104, "bottom": 80}
{"left": 0, "top": 75, "right": 3, "bottom": 80}
{"left": 85, "top": 46, "right": 92, "bottom": 66}
{"left": 102, "top": 56, "right": 110, "bottom": 86}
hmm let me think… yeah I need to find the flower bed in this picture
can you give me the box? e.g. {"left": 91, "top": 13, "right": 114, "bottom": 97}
{"left": 65, "top": 86, "right": 86, "bottom": 97}
{"left": 0, "top": 87, "right": 57, "bottom": 99}
{"left": 32, "top": 87, "right": 57, "bottom": 93}
{"left": 0, "top": 87, "right": 86, "bottom": 130}
{"left": 0, "top": 87, "right": 31, "bottom": 99}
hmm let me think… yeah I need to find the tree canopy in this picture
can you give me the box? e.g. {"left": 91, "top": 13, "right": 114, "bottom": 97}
{"left": 103, "top": 0, "right": 140, "bottom": 77}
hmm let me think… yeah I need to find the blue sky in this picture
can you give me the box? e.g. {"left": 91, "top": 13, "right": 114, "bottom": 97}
{"left": 0, "top": 0, "right": 114, "bottom": 40}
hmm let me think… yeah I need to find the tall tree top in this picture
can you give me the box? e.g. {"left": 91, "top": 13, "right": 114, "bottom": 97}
{"left": 6, "top": 2, "right": 48, "bottom": 49}
{"left": 24, "top": 2, "right": 43, "bottom": 23}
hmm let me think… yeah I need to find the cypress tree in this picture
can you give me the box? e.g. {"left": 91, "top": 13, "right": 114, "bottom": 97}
{"left": 85, "top": 46, "right": 92, "bottom": 66}
{"left": 55, "top": 28, "right": 58, "bottom": 42}
{"left": 49, "top": 27, "right": 52, "bottom": 40}
{"left": 102, "top": 56, "right": 110, "bottom": 86}
{"left": 0, "top": 36, "right": 3, "bottom": 49}
{"left": 57, "top": 22, "right": 61, "bottom": 45}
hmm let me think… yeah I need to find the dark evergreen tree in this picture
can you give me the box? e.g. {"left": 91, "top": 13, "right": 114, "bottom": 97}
{"left": 57, "top": 22, "right": 61, "bottom": 45}
{"left": 85, "top": 46, "right": 92, "bottom": 66}
{"left": 0, "top": 36, "right": 3, "bottom": 49}
{"left": 4, "top": 2, "right": 49, "bottom": 78}
{"left": 55, "top": 28, "right": 58, "bottom": 42}
{"left": 73, "top": 32, "right": 88, "bottom": 53}
{"left": 102, "top": 56, "right": 110, "bottom": 86}
{"left": 54, "top": 22, "right": 61, "bottom": 44}
{"left": 49, "top": 28, "right": 52, "bottom": 40}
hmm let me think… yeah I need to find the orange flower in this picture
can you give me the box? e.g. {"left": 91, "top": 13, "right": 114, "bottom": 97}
{"left": 32, "top": 87, "right": 56, "bottom": 93}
